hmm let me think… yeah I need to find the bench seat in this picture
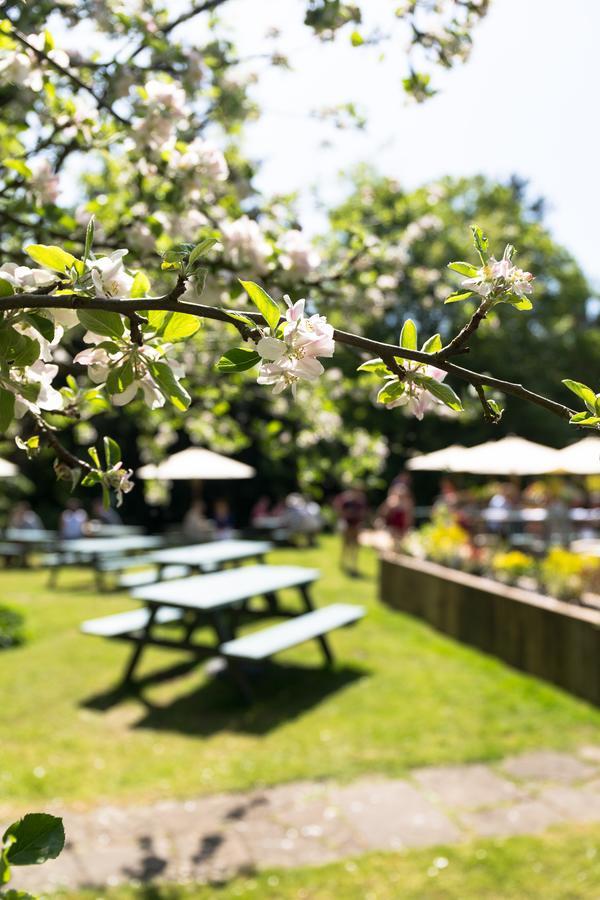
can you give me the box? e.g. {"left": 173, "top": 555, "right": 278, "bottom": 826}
{"left": 220, "top": 603, "right": 364, "bottom": 660}
{"left": 81, "top": 606, "right": 183, "bottom": 638}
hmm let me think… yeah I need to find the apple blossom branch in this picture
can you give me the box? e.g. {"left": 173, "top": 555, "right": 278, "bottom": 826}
{"left": 0, "top": 292, "right": 576, "bottom": 423}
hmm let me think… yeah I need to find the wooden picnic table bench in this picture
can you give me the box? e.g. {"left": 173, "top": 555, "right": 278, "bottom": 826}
{"left": 81, "top": 564, "right": 365, "bottom": 701}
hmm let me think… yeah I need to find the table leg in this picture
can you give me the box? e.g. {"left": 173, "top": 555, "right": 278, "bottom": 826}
{"left": 121, "top": 604, "right": 158, "bottom": 687}
{"left": 299, "top": 584, "right": 334, "bottom": 665}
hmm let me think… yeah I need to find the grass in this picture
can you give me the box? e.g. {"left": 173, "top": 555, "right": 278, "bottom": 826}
{"left": 1, "top": 536, "right": 600, "bottom": 813}
{"left": 52, "top": 824, "right": 600, "bottom": 899}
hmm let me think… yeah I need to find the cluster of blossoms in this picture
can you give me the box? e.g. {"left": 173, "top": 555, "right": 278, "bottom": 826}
{"left": 28, "top": 158, "right": 60, "bottom": 205}
{"left": 384, "top": 362, "right": 448, "bottom": 420}
{"left": 221, "top": 215, "right": 271, "bottom": 270}
{"left": 0, "top": 32, "right": 69, "bottom": 93}
{"left": 461, "top": 246, "right": 534, "bottom": 301}
{"left": 169, "top": 138, "right": 229, "bottom": 184}
{"left": 74, "top": 332, "right": 183, "bottom": 409}
{"left": 131, "top": 79, "right": 189, "bottom": 151}
{"left": 256, "top": 296, "right": 335, "bottom": 397}
{"left": 277, "top": 230, "right": 321, "bottom": 276}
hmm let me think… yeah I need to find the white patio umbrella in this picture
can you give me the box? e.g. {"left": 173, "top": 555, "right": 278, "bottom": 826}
{"left": 406, "top": 444, "right": 470, "bottom": 472}
{"left": 137, "top": 447, "right": 255, "bottom": 481}
{"left": 555, "top": 437, "right": 600, "bottom": 475}
{"left": 0, "top": 458, "right": 17, "bottom": 477}
{"left": 407, "top": 436, "right": 561, "bottom": 476}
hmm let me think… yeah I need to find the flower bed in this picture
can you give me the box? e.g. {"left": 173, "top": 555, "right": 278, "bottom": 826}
{"left": 379, "top": 553, "right": 600, "bottom": 706}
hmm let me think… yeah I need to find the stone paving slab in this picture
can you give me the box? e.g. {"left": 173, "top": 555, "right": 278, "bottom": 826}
{"left": 411, "top": 763, "right": 524, "bottom": 810}
{"left": 500, "top": 750, "right": 597, "bottom": 784}
{"left": 7, "top": 746, "right": 600, "bottom": 894}
{"left": 459, "top": 799, "right": 565, "bottom": 838}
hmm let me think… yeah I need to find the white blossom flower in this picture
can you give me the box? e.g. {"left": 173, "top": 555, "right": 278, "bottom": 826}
{"left": 221, "top": 215, "right": 270, "bottom": 270}
{"left": 9, "top": 360, "right": 63, "bottom": 417}
{"left": 88, "top": 250, "right": 134, "bottom": 298}
{"left": 0, "top": 262, "right": 57, "bottom": 290}
{"left": 277, "top": 230, "right": 321, "bottom": 275}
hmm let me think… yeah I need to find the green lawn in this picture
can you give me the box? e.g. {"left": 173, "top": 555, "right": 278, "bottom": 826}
{"left": 1, "top": 537, "right": 600, "bottom": 813}
{"left": 54, "top": 824, "right": 600, "bottom": 899}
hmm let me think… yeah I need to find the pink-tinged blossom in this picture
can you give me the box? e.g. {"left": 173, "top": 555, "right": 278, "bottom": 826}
{"left": 256, "top": 295, "right": 335, "bottom": 397}
{"left": 28, "top": 158, "right": 60, "bottom": 205}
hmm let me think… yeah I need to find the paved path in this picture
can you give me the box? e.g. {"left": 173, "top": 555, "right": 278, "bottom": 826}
{"left": 10, "top": 746, "right": 600, "bottom": 893}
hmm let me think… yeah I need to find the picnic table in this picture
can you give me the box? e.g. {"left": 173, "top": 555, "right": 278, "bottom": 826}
{"left": 100, "top": 539, "right": 273, "bottom": 590}
{"left": 82, "top": 564, "right": 364, "bottom": 701}
{"left": 49, "top": 535, "right": 166, "bottom": 588}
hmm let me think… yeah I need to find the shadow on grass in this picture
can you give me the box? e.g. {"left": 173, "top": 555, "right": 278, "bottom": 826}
{"left": 81, "top": 661, "right": 369, "bottom": 736}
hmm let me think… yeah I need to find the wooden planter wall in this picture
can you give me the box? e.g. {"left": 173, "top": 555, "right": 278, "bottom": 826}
{"left": 379, "top": 554, "right": 600, "bottom": 706}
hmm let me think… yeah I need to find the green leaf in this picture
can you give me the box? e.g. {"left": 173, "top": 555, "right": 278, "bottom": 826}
{"left": 0, "top": 278, "right": 13, "bottom": 297}
{"left": 357, "top": 357, "right": 390, "bottom": 376}
{"left": 3, "top": 814, "right": 64, "bottom": 866}
{"left": 106, "top": 359, "right": 134, "bottom": 395}
{"left": 24, "top": 313, "right": 55, "bottom": 343}
{"left": 421, "top": 333, "right": 442, "bottom": 354}
{"left": 162, "top": 311, "right": 200, "bottom": 342}
{"left": 88, "top": 446, "right": 100, "bottom": 468}
{"left": 216, "top": 348, "right": 261, "bottom": 373}
{"left": 0, "top": 845, "right": 10, "bottom": 885}
{"left": 377, "top": 381, "right": 405, "bottom": 405}
{"left": 239, "top": 280, "right": 280, "bottom": 331}
{"left": 77, "top": 309, "right": 125, "bottom": 340}
{"left": 103, "top": 436, "right": 121, "bottom": 467}
{"left": 189, "top": 238, "right": 217, "bottom": 266}
{"left": 562, "top": 379, "right": 596, "bottom": 412}
{"left": 504, "top": 294, "right": 533, "bottom": 310}
{"left": 83, "top": 215, "right": 94, "bottom": 262}
{"left": 147, "top": 361, "right": 191, "bottom": 411}
{"left": 25, "top": 244, "right": 82, "bottom": 275}
{"left": 146, "top": 309, "right": 169, "bottom": 333}
{"left": 470, "top": 224, "right": 488, "bottom": 259}
{"left": 350, "top": 30, "right": 363, "bottom": 46}
{"left": 130, "top": 271, "right": 151, "bottom": 299}
{"left": 0, "top": 388, "right": 15, "bottom": 432}
{"left": 447, "top": 261, "right": 478, "bottom": 277}
{"left": 418, "top": 376, "right": 463, "bottom": 411}
{"left": 4, "top": 158, "right": 32, "bottom": 178}
{"left": 12, "top": 334, "right": 40, "bottom": 368}
{"left": 445, "top": 291, "right": 473, "bottom": 304}
{"left": 399, "top": 319, "right": 417, "bottom": 350}
{"left": 569, "top": 412, "right": 600, "bottom": 426}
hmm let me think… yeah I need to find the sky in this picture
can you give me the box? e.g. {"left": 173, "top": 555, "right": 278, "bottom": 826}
{"left": 215, "top": 0, "right": 600, "bottom": 284}
{"left": 56, "top": 0, "right": 600, "bottom": 284}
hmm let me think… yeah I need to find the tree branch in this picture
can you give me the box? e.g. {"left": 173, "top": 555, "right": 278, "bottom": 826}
{"left": 440, "top": 296, "right": 492, "bottom": 357}
{"left": 0, "top": 292, "right": 576, "bottom": 422}
{"left": 11, "top": 30, "right": 131, "bottom": 126}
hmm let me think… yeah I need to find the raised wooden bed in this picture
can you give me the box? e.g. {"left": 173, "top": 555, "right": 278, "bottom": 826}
{"left": 379, "top": 553, "right": 600, "bottom": 706}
